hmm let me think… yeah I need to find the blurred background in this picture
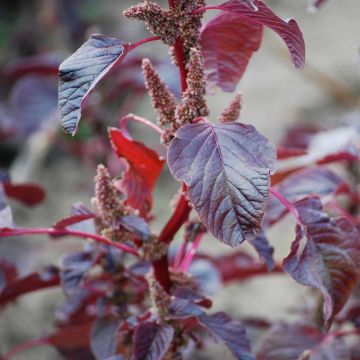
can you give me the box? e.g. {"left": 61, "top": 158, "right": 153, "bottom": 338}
{"left": 0, "top": 0, "right": 359, "bottom": 358}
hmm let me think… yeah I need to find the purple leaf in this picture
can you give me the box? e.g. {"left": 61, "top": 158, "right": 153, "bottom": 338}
{"left": 257, "top": 323, "right": 349, "bottom": 360}
{"left": 90, "top": 318, "right": 120, "bottom": 360}
{"left": 266, "top": 167, "right": 352, "bottom": 225}
{"left": 168, "top": 121, "right": 276, "bottom": 247}
{"left": 169, "top": 298, "right": 254, "bottom": 360}
{"left": 0, "top": 206, "right": 13, "bottom": 228}
{"left": 198, "top": 312, "right": 255, "bottom": 360}
{"left": 59, "top": 35, "right": 131, "bottom": 135}
{"left": 118, "top": 215, "right": 150, "bottom": 241}
{"left": 213, "top": 0, "right": 305, "bottom": 69}
{"left": 60, "top": 251, "right": 94, "bottom": 295}
{"left": 9, "top": 75, "right": 58, "bottom": 137}
{"left": 283, "top": 197, "right": 360, "bottom": 327}
{"left": 133, "top": 321, "right": 174, "bottom": 360}
{"left": 250, "top": 232, "right": 274, "bottom": 271}
{"left": 200, "top": 12, "right": 263, "bottom": 92}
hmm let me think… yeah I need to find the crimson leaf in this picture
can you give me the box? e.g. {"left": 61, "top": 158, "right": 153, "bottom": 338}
{"left": 0, "top": 259, "right": 17, "bottom": 292}
{"left": 257, "top": 323, "right": 349, "bottom": 360}
{"left": 212, "top": 0, "right": 305, "bottom": 70}
{"left": 200, "top": 11, "right": 263, "bottom": 92}
{"left": 59, "top": 35, "right": 131, "bottom": 135}
{"left": 109, "top": 127, "right": 165, "bottom": 216}
{"left": 283, "top": 197, "right": 360, "bottom": 327}
{"left": 3, "top": 182, "right": 46, "bottom": 206}
{"left": 132, "top": 321, "right": 174, "bottom": 360}
{"left": 168, "top": 121, "right": 276, "bottom": 247}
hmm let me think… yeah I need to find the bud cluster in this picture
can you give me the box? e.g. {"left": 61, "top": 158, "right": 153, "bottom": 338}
{"left": 218, "top": 93, "right": 242, "bottom": 123}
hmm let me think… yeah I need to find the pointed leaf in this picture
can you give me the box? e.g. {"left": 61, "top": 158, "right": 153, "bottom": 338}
{"left": 200, "top": 11, "right": 263, "bottom": 92}
{"left": 198, "top": 312, "right": 255, "bottom": 360}
{"left": 118, "top": 215, "right": 150, "bottom": 241}
{"left": 214, "top": 0, "right": 305, "bottom": 69}
{"left": 250, "top": 232, "right": 274, "bottom": 271}
{"left": 168, "top": 121, "right": 276, "bottom": 247}
{"left": 257, "top": 323, "right": 349, "bottom": 360}
{"left": 109, "top": 127, "right": 165, "bottom": 216}
{"left": 133, "top": 321, "right": 174, "bottom": 360}
{"left": 283, "top": 197, "right": 360, "bottom": 326}
{"left": 59, "top": 35, "right": 130, "bottom": 135}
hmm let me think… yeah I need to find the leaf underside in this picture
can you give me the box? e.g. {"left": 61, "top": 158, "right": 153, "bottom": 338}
{"left": 168, "top": 121, "right": 276, "bottom": 247}
{"left": 59, "top": 35, "right": 129, "bottom": 135}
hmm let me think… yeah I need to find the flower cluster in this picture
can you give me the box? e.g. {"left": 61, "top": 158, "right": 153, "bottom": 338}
{"left": 218, "top": 93, "right": 242, "bottom": 123}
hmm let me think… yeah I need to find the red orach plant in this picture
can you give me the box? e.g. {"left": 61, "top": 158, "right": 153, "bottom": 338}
{"left": 1, "top": 0, "right": 359, "bottom": 359}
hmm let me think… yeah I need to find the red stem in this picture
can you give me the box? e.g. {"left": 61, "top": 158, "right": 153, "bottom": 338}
{"left": 151, "top": 0, "right": 192, "bottom": 292}
{"left": 2, "top": 337, "right": 50, "bottom": 360}
{"left": 0, "top": 227, "right": 139, "bottom": 256}
{"left": 180, "top": 232, "right": 204, "bottom": 271}
{"left": 129, "top": 36, "right": 161, "bottom": 50}
{"left": 270, "top": 188, "right": 300, "bottom": 224}
{"left": 120, "top": 113, "right": 164, "bottom": 137}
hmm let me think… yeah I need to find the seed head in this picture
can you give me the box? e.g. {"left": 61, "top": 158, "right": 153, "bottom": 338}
{"left": 218, "top": 93, "right": 242, "bottom": 123}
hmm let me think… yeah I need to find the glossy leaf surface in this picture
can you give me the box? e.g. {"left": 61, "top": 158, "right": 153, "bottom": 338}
{"left": 168, "top": 121, "right": 276, "bottom": 247}
{"left": 59, "top": 35, "right": 130, "bottom": 135}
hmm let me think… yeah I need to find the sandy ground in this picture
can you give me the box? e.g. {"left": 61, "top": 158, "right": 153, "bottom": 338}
{"left": 1, "top": 0, "right": 360, "bottom": 358}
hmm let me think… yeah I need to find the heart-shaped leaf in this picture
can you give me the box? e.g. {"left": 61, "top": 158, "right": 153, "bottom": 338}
{"left": 168, "top": 121, "right": 276, "bottom": 247}
{"left": 59, "top": 35, "right": 130, "bottom": 135}
{"left": 200, "top": 12, "right": 263, "bottom": 92}
{"left": 211, "top": 0, "right": 305, "bottom": 70}
{"left": 109, "top": 127, "right": 165, "bottom": 216}
{"left": 283, "top": 197, "right": 360, "bottom": 327}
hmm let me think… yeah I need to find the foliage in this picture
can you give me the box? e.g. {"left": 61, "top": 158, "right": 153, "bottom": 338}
{"left": 0, "top": 0, "right": 359, "bottom": 359}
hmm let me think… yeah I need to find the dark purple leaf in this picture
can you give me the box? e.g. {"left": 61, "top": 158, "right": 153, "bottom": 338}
{"left": 60, "top": 251, "right": 94, "bottom": 294}
{"left": 133, "top": 321, "right": 174, "bottom": 360}
{"left": 189, "top": 259, "right": 221, "bottom": 295}
{"left": 200, "top": 12, "right": 263, "bottom": 92}
{"left": 257, "top": 323, "right": 349, "bottom": 360}
{"left": 169, "top": 298, "right": 254, "bottom": 360}
{"left": 0, "top": 259, "right": 17, "bottom": 292}
{"left": 198, "top": 312, "right": 255, "bottom": 360}
{"left": 3, "top": 182, "right": 46, "bottom": 206}
{"left": 59, "top": 35, "right": 131, "bottom": 135}
{"left": 118, "top": 215, "right": 150, "bottom": 241}
{"left": 168, "top": 121, "right": 276, "bottom": 247}
{"left": 91, "top": 317, "right": 120, "bottom": 360}
{"left": 4, "top": 53, "right": 61, "bottom": 80}
{"left": 9, "top": 75, "right": 58, "bottom": 137}
{"left": 266, "top": 167, "right": 352, "bottom": 225}
{"left": 283, "top": 197, "right": 360, "bottom": 326}
{"left": 213, "top": 0, "right": 305, "bottom": 69}
{"left": 109, "top": 127, "right": 165, "bottom": 216}
{"left": 250, "top": 232, "right": 274, "bottom": 271}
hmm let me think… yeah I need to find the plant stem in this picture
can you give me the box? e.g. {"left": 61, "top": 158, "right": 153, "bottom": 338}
{"left": 2, "top": 338, "right": 50, "bottom": 360}
{"left": 0, "top": 227, "right": 139, "bottom": 256}
{"left": 180, "top": 232, "right": 204, "bottom": 271}
{"left": 119, "top": 113, "right": 164, "bottom": 137}
{"left": 129, "top": 36, "right": 161, "bottom": 50}
{"left": 270, "top": 188, "right": 300, "bottom": 224}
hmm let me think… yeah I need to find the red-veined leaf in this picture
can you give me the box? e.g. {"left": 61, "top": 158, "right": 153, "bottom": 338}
{"left": 283, "top": 197, "right": 360, "bottom": 327}
{"left": 59, "top": 35, "right": 131, "bottom": 135}
{"left": 200, "top": 12, "right": 263, "bottom": 92}
{"left": 109, "top": 127, "right": 165, "bottom": 216}
{"left": 168, "top": 121, "right": 276, "bottom": 247}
